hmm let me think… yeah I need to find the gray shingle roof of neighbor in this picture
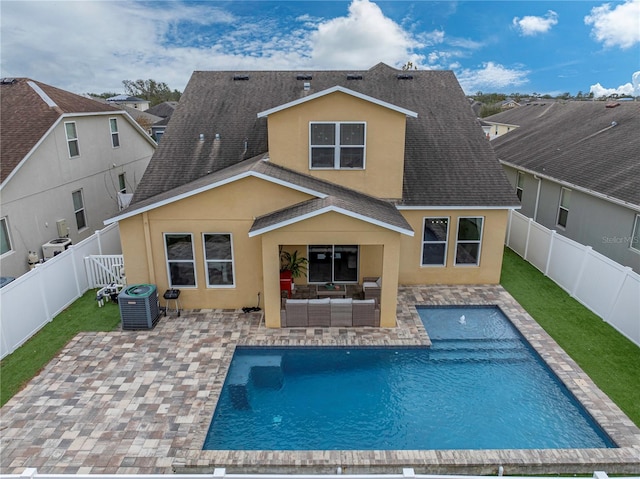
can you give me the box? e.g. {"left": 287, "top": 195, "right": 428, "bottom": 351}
{"left": 0, "top": 78, "right": 119, "bottom": 184}
{"left": 145, "top": 101, "right": 178, "bottom": 118}
{"left": 487, "top": 101, "right": 640, "bottom": 207}
{"left": 132, "top": 62, "right": 519, "bottom": 209}
{"left": 110, "top": 154, "right": 413, "bottom": 235}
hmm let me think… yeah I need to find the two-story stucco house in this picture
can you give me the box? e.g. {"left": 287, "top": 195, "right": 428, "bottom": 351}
{"left": 488, "top": 100, "right": 640, "bottom": 273}
{"left": 0, "top": 78, "right": 157, "bottom": 279}
{"left": 106, "top": 63, "right": 519, "bottom": 327}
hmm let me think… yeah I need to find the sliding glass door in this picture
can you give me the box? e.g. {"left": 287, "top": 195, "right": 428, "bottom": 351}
{"left": 308, "top": 245, "right": 358, "bottom": 283}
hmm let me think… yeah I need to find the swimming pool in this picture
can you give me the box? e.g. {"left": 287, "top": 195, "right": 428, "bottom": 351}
{"left": 203, "top": 306, "right": 614, "bottom": 451}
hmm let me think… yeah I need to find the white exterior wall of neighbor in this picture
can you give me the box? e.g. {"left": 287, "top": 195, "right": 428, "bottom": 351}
{"left": 0, "top": 112, "right": 155, "bottom": 278}
{"left": 503, "top": 166, "right": 640, "bottom": 273}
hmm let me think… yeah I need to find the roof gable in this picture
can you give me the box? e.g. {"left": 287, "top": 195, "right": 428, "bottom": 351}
{"left": 257, "top": 85, "right": 417, "bottom": 119}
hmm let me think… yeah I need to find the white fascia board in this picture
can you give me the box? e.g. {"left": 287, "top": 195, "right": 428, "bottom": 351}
{"left": 397, "top": 205, "right": 520, "bottom": 211}
{"left": 483, "top": 120, "right": 519, "bottom": 128}
{"left": 500, "top": 160, "right": 640, "bottom": 212}
{"left": 104, "top": 171, "right": 329, "bottom": 225}
{"left": 257, "top": 86, "right": 418, "bottom": 118}
{"left": 248, "top": 205, "right": 414, "bottom": 238}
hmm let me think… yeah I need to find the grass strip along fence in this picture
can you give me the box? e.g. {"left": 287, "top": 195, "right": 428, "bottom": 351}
{"left": 2, "top": 249, "right": 639, "bottom": 428}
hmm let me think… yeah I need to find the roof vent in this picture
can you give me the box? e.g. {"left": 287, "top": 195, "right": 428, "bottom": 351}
{"left": 199, "top": 133, "right": 205, "bottom": 141}
{"left": 605, "top": 102, "right": 620, "bottom": 108}
{"left": 346, "top": 74, "right": 363, "bottom": 80}
{"left": 397, "top": 74, "right": 414, "bottom": 80}
{"left": 611, "top": 121, "right": 617, "bottom": 127}
{"left": 215, "top": 133, "right": 221, "bottom": 140}
{"left": 1, "top": 78, "right": 16, "bottom": 84}
{"left": 296, "top": 74, "right": 313, "bottom": 80}
{"left": 303, "top": 82, "right": 311, "bottom": 91}
{"left": 233, "top": 75, "right": 249, "bottom": 81}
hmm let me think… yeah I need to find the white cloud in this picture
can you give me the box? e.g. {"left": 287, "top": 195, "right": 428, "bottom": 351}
{"left": 584, "top": 0, "right": 640, "bottom": 49}
{"left": 307, "top": 0, "right": 423, "bottom": 69}
{"left": 589, "top": 71, "right": 640, "bottom": 97}
{"left": 456, "top": 62, "right": 529, "bottom": 94}
{"left": 512, "top": 10, "right": 558, "bottom": 36}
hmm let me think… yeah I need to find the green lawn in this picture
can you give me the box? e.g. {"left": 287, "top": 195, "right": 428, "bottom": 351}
{"left": 0, "top": 289, "right": 120, "bottom": 406}
{"left": 2, "top": 253, "right": 639, "bottom": 429}
{"left": 500, "top": 247, "right": 640, "bottom": 427}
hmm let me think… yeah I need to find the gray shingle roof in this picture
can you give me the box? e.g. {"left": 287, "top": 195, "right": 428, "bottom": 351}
{"left": 1, "top": 78, "right": 118, "bottom": 184}
{"left": 132, "top": 63, "right": 518, "bottom": 209}
{"left": 488, "top": 101, "right": 640, "bottom": 207}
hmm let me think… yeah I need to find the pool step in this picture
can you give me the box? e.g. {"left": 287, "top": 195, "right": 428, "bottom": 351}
{"left": 227, "top": 355, "right": 283, "bottom": 410}
{"left": 429, "top": 339, "right": 531, "bottom": 363}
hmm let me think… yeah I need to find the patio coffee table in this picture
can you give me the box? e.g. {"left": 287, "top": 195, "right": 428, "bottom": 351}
{"left": 316, "top": 284, "right": 347, "bottom": 299}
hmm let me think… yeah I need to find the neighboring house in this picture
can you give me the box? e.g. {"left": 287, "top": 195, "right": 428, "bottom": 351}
{"left": 501, "top": 98, "right": 520, "bottom": 110}
{"left": 106, "top": 94, "right": 150, "bottom": 111}
{"left": 145, "top": 101, "right": 178, "bottom": 142}
{"left": 106, "top": 63, "right": 519, "bottom": 327}
{"left": 488, "top": 101, "right": 640, "bottom": 273}
{"left": 0, "top": 78, "right": 156, "bottom": 278}
{"left": 481, "top": 119, "right": 519, "bottom": 140}
{"left": 90, "top": 96, "right": 162, "bottom": 137}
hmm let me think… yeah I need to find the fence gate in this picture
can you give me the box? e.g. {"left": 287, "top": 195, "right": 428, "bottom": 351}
{"left": 85, "top": 255, "right": 125, "bottom": 288}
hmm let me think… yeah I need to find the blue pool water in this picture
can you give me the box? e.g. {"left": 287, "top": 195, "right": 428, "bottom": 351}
{"left": 204, "top": 306, "right": 614, "bottom": 450}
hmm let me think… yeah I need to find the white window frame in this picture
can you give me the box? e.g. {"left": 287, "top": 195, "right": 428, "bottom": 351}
{"left": 516, "top": 171, "right": 524, "bottom": 201}
{"left": 631, "top": 214, "right": 640, "bottom": 253}
{"left": 309, "top": 122, "right": 366, "bottom": 170}
{"left": 454, "top": 216, "right": 484, "bottom": 266}
{"left": 109, "top": 118, "right": 120, "bottom": 148}
{"left": 72, "top": 189, "right": 87, "bottom": 231}
{"left": 0, "top": 217, "right": 13, "bottom": 257}
{"left": 164, "top": 233, "right": 197, "bottom": 288}
{"left": 421, "top": 217, "right": 449, "bottom": 267}
{"left": 64, "top": 121, "right": 80, "bottom": 158}
{"left": 557, "top": 187, "right": 571, "bottom": 228}
{"left": 118, "top": 173, "right": 127, "bottom": 194}
{"left": 203, "top": 233, "right": 235, "bottom": 288}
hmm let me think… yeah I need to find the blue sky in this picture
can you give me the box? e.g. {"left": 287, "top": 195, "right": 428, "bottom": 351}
{"left": 1, "top": 0, "right": 639, "bottom": 97}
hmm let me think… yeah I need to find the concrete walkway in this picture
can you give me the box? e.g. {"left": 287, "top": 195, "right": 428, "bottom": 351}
{"left": 1, "top": 285, "right": 639, "bottom": 475}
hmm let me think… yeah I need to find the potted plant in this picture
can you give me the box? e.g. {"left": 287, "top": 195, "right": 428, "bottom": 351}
{"left": 280, "top": 250, "right": 308, "bottom": 280}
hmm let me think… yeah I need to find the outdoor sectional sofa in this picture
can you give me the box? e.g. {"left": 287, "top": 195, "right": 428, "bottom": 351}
{"left": 280, "top": 297, "right": 380, "bottom": 327}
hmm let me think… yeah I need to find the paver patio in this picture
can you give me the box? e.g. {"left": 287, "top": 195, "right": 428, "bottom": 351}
{"left": 1, "top": 285, "right": 639, "bottom": 475}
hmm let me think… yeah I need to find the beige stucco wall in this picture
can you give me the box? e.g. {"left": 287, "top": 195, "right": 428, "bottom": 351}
{"left": 266, "top": 91, "right": 407, "bottom": 200}
{"left": 398, "top": 209, "right": 509, "bottom": 284}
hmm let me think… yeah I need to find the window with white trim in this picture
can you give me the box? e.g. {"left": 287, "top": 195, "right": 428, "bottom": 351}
{"left": 203, "top": 233, "right": 235, "bottom": 287}
{"left": 455, "top": 217, "right": 483, "bottom": 266}
{"left": 164, "top": 233, "right": 196, "bottom": 287}
{"left": 65, "top": 121, "right": 79, "bottom": 157}
{"left": 631, "top": 215, "right": 640, "bottom": 253}
{"left": 72, "top": 189, "right": 87, "bottom": 230}
{"left": 1, "top": 217, "right": 13, "bottom": 256}
{"left": 308, "top": 245, "right": 358, "bottom": 283}
{"left": 118, "top": 173, "right": 127, "bottom": 194}
{"left": 422, "top": 217, "right": 449, "bottom": 266}
{"left": 516, "top": 171, "right": 524, "bottom": 201}
{"left": 310, "top": 122, "right": 365, "bottom": 169}
{"left": 557, "top": 187, "right": 571, "bottom": 228}
{"left": 109, "top": 118, "right": 120, "bottom": 148}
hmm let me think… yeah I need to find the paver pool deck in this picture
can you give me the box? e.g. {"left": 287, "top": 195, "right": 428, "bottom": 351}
{"left": 1, "top": 285, "right": 639, "bottom": 475}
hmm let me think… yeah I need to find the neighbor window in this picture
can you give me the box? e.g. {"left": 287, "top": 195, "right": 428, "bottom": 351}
{"left": 72, "top": 189, "right": 87, "bottom": 230}
{"left": 308, "top": 245, "right": 358, "bottom": 283}
{"left": 203, "top": 233, "right": 234, "bottom": 287}
{"left": 118, "top": 173, "right": 127, "bottom": 194}
{"left": 310, "top": 122, "right": 365, "bottom": 169}
{"left": 110, "top": 118, "right": 120, "bottom": 147}
{"left": 164, "top": 233, "right": 196, "bottom": 287}
{"left": 65, "top": 121, "right": 79, "bottom": 157}
{"left": 631, "top": 215, "right": 640, "bottom": 253}
{"left": 1, "top": 218, "right": 12, "bottom": 256}
{"left": 557, "top": 187, "right": 571, "bottom": 228}
{"left": 516, "top": 171, "right": 524, "bottom": 201}
{"left": 422, "top": 217, "right": 449, "bottom": 266}
{"left": 455, "top": 217, "right": 483, "bottom": 266}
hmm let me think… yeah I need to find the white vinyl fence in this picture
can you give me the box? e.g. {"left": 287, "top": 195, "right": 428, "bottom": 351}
{"left": 506, "top": 210, "right": 640, "bottom": 347}
{"left": 0, "top": 223, "right": 122, "bottom": 360}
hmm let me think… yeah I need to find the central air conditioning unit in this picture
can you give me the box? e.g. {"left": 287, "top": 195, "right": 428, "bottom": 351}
{"left": 118, "top": 284, "right": 160, "bottom": 330}
{"left": 42, "top": 237, "right": 72, "bottom": 260}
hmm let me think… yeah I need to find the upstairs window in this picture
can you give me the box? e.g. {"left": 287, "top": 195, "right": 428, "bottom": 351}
{"left": 72, "top": 189, "right": 87, "bottom": 230}
{"left": 1, "top": 217, "right": 13, "bottom": 256}
{"left": 65, "top": 122, "right": 79, "bottom": 157}
{"left": 557, "top": 188, "right": 571, "bottom": 228}
{"left": 516, "top": 171, "right": 524, "bottom": 201}
{"left": 310, "top": 122, "right": 365, "bottom": 169}
{"left": 118, "top": 173, "right": 127, "bottom": 194}
{"left": 109, "top": 118, "right": 120, "bottom": 147}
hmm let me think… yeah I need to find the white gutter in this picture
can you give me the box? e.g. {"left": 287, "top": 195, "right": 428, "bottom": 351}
{"left": 397, "top": 205, "right": 520, "bottom": 211}
{"left": 500, "top": 160, "right": 640, "bottom": 213}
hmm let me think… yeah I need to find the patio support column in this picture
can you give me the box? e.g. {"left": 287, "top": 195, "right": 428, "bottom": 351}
{"left": 260, "top": 236, "right": 281, "bottom": 328}
{"left": 380, "top": 238, "right": 401, "bottom": 327}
